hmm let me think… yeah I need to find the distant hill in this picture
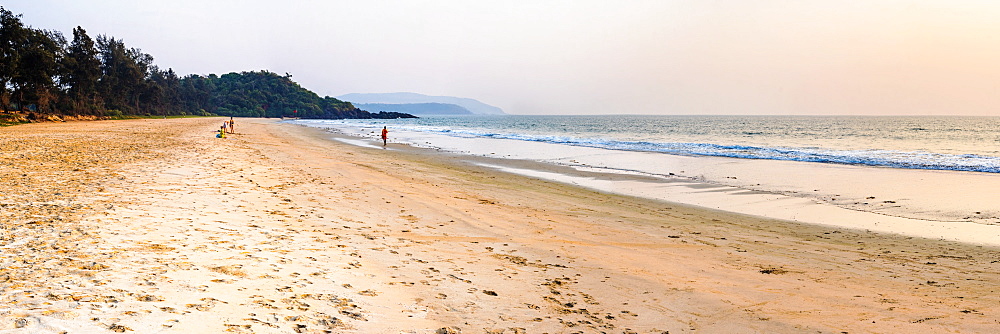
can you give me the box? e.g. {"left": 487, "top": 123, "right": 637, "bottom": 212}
{"left": 355, "top": 103, "right": 473, "bottom": 115}
{"left": 185, "top": 71, "right": 416, "bottom": 119}
{"left": 0, "top": 7, "right": 414, "bottom": 120}
{"left": 337, "top": 92, "right": 505, "bottom": 115}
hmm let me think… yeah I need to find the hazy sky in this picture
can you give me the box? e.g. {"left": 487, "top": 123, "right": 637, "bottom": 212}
{"left": 6, "top": 1, "right": 1000, "bottom": 115}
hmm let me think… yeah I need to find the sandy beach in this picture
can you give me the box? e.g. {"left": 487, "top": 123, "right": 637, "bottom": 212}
{"left": 308, "top": 119, "right": 1000, "bottom": 244}
{"left": 1, "top": 117, "right": 998, "bottom": 333}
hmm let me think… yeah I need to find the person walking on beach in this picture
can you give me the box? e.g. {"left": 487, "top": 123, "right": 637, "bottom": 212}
{"left": 381, "top": 126, "right": 388, "bottom": 146}
{"left": 229, "top": 117, "right": 235, "bottom": 134}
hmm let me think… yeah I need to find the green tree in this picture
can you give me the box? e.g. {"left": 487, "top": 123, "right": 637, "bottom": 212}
{"left": 178, "top": 74, "right": 217, "bottom": 115}
{"left": 179, "top": 70, "right": 413, "bottom": 119}
{"left": 8, "top": 28, "right": 62, "bottom": 112}
{"left": 143, "top": 66, "right": 181, "bottom": 116}
{"left": 0, "top": 7, "right": 28, "bottom": 109}
{"left": 97, "top": 35, "right": 152, "bottom": 113}
{"left": 61, "top": 26, "right": 101, "bottom": 113}
{"left": 0, "top": 7, "right": 413, "bottom": 120}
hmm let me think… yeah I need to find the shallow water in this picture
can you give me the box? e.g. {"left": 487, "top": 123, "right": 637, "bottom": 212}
{"left": 289, "top": 116, "right": 1000, "bottom": 245}
{"left": 296, "top": 115, "right": 1000, "bottom": 173}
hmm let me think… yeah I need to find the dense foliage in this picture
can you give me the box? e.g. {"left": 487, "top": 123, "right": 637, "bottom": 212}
{"left": 0, "top": 7, "right": 413, "bottom": 120}
{"left": 182, "top": 71, "right": 413, "bottom": 119}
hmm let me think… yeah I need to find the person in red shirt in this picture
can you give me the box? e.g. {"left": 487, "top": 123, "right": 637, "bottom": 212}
{"left": 381, "top": 126, "right": 388, "bottom": 146}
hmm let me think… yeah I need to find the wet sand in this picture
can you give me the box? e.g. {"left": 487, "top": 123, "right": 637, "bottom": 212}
{"left": 306, "top": 120, "right": 1000, "bottom": 243}
{"left": 1, "top": 118, "right": 997, "bottom": 333}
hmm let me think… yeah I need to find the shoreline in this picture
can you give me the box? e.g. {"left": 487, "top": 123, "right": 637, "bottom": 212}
{"left": 1, "top": 118, "right": 998, "bottom": 333}
{"left": 295, "top": 120, "right": 1000, "bottom": 246}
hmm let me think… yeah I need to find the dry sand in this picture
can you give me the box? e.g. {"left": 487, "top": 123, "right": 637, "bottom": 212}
{"left": 0, "top": 118, "right": 997, "bottom": 333}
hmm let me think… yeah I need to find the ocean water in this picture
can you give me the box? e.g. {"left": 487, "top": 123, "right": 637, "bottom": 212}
{"left": 291, "top": 115, "right": 1000, "bottom": 243}
{"left": 294, "top": 115, "right": 1000, "bottom": 173}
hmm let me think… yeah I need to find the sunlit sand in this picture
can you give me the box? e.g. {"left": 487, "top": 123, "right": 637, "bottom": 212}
{"left": 1, "top": 118, "right": 997, "bottom": 333}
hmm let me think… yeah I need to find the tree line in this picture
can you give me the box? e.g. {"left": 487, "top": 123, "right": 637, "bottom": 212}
{"left": 0, "top": 7, "right": 413, "bottom": 120}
